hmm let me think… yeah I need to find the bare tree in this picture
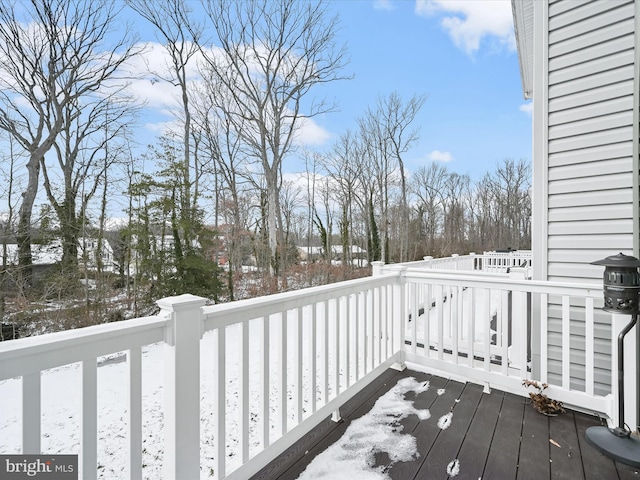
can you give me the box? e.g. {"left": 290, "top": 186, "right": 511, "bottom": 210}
{"left": 315, "top": 175, "right": 336, "bottom": 269}
{"left": 357, "top": 113, "right": 400, "bottom": 262}
{"left": 301, "top": 149, "right": 322, "bottom": 282}
{"left": 411, "top": 162, "right": 449, "bottom": 256}
{"left": 324, "top": 130, "right": 363, "bottom": 267}
{"left": 440, "top": 172, "right": 470, "bottom": 255}
{"left": 127, "top": 0, "right": 203, "bottom": 248}
{"left": 279, "top": 179, "right": 302, "bottom": 268}
{"left": 191, "top": 78, "right": 254, "bottom": 299}
{"left": 199, "top": 0, "right": 350, "bottom": 283}
{"left": 345, "top": 130, "right": 381, "bottom": 263}
{"left": 362, "top": 92, "right": 425, "bottom": 261}
{"left": 474, "top": 158, "right": 531, "bottom": 250}
{"left": 0, "top": 0, "right": 139, "bottom": 283}
{"left": 40, "top": 94, "right": 134, "bottom": 276}
{"left": 0, "top": 134, "right": 24, "bottom": 331}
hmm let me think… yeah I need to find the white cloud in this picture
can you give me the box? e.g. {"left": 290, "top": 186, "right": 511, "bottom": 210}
{"left": 294, "top": 116, "right": 332, "bottom": 146}
{"left": 415, "top": 0, "right": 515, "bottom": 55}
{"left": 519, "top": 101, "right": 533, "bottom": 117}
{"left": 121, "top": 42, "right": 205, "bottom": 111}
{"left": 428, "top": 150, "right": 453, "bottom": 162}
{"left": 120, "top": 41, "right": 331, "bottom": 147}
{"left": 374, "top": 0, "right": 395, "bottom": 11}
{"left": 143, "top": 119, "right": 182, "bottom": 136}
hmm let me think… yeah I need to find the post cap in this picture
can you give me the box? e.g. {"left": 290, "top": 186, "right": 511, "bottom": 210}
{"left": 591, "top": 253, "right": 640, "bottom": 268}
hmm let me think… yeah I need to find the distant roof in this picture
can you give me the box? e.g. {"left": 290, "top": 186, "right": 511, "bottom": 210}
{"left": 328, "top": 245, "right": 366, "bottom": 254}
{"left": 297, "top": 246, "right": 323, "bottom": 254}
{"left": 3, "top": 243, "right": 61, "bottom": 265}
{"left": 512, "top": 0, "right": 534, "bottom": 99}
{"left": 2, "top": 238, "right": 115, "bottom": 265}
{"left": 296, "top": 245, "right": 367, "bottom": 254}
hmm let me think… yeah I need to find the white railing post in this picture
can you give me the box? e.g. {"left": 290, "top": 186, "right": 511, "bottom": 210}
{"left": 371, "top": 261, "right": 385, "bottom": 276}
{"left": 157, "top": 294, "right": 207, "bottom": 480}
{"left": 509, "top": 268, "right": 528, "bottom": 375}
{"left": 387, "top": 265, "right": 407, "bottom": 370}
{"left": 451, "top": 253, "right": 459, "bottom": 270}
{"left": 423, "top": 256, "right": 433, "bottom": 269}
{"left": 22, "top": 373, "right": 41, "bottom": 454}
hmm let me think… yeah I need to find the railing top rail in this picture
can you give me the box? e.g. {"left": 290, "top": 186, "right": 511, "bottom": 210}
{"left": 0, "top": 314, "right": 165, "bottom": 380}
{"left": 482, "top": 250, "right": 532, "bottom": 256}
{"left": 202, "top": 272, "right": 399, "bottom": 328}
{"left": 403, "top": 269, "right": 601, "bottom": 298}
{"left": 396, "top": 251, "right": 532, "bottom": 269}
{"left": 402, "top": 267, "right": 511, "bottom": 278}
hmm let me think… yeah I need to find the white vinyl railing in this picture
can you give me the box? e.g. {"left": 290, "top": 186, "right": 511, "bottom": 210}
{"left": 0, "top": 251, "right": 615, "bottom": 480}
{"left": 198, "top": 273, "right": 404, "bottom": 480}
{"left": 0, "top": 274, "right": 404, "bottom": 480}
{"left": 0, "top": 314, "right": 167, "bottom": 480}
{"left": 390, "top": 265, "right": 609, "bottom": 416}
{"left": 403, "top": 250, "right": 532, "bottom": 275}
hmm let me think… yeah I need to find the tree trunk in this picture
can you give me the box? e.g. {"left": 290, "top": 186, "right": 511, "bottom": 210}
{"left": 265, "top": 166, "right": 279, "bottom": 277}
{"left": 16, "top": 155, "right": 41, "bottom": 286}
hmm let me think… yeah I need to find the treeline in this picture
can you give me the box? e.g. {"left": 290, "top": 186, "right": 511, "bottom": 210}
{"left": 0, "top": 0, "right": 531, "bottom": 331}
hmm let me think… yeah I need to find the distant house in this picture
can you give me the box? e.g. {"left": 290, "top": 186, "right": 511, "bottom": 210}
{"left": 297, "top": 245, "right": 368, "bottom": 266}
{"left": 1, "top": 238, "right": 118, "bottom": 274}
{"left": 324, "top": 245, "right": 368, "bottom": 264}
{"left": 78, "top": 238, "right": 118, "bottom": 273}
{"left": 204, "top": 224, "right": 255, "bottom": 269}
{"left": 296, "top": 246, "right": 323, "bottom": 263}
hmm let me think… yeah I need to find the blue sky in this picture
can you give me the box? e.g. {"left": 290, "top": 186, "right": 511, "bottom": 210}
{"left": 129, "top": 0, "right": 532, "bottom": 182}
{"left": 314, "top": 0, "right": 533, "bottom": 180}
{"left": 0, "top": 0, "right": 532, "bottom": 225}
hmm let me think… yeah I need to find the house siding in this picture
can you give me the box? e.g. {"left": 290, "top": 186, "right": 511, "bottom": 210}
{"left": 537, "top": 0, "right": 638, "bottom": 395}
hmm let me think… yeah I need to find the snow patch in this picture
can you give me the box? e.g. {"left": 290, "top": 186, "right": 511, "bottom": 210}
{"left": 297, "top": 377, "right": 431, "bottom": 479}
{"left": 437, "top": 412, "right": 453, "bottom": 430}
{"left": 446, "top": 458, "right": 460, "bottom": 477}
{"left": 437, "top": 388, "right": 445, "bottom": 396}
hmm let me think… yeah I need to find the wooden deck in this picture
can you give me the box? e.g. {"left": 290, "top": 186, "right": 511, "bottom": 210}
{"left": 252, "top": 368, "right": 640, "bottom": 480}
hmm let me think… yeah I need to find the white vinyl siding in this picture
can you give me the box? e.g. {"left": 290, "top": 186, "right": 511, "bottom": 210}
{"left": 546, "top": 0, "right": 636, "bottom": 283}
{"left": 542, "top": 0, "right": 637, "bottom": 395}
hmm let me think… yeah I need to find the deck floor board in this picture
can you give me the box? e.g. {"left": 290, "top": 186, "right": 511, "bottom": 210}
{"left": 517, "top": 400, "right": 551, "bottom": 480}
{"left": 475, "top": 391, "right": 524, "bottom": 479}
{"left": 253, "top": 367, "right": 402, "bottom": 480}
{"left": 548, "top": 411, "right": 586, "bottom": 480}
{"left": 454, "top": 386, "right": 503, "bottom": 480}
{"left": 414, "top": 382, "right": 484, "bottom": 479}
{"left": 388, "top": 378, "right": 466, "bottom": 479}
{"left": 573, "top": 412, "right": 619, "bottom": 480}
{"left": 251, "top": 368, "right": 635, "bottom": 480}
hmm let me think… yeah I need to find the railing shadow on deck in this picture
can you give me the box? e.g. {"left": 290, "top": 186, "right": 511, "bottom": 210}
{"left": 0, "top": 250, "right": 616, "bottom": 480}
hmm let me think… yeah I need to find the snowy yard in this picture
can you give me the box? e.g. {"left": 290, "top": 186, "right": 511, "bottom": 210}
{"left": 0, "top": 285, "right": 513, "bottom": 479}
{"left": 0, "top": 359, "right": 463, "bottom": 480}
{"left": 0, "top": 299, "right": 375, "bottom": 479}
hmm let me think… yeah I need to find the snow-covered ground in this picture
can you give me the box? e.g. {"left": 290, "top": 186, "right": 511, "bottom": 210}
{"left": 0, "top": 286, "right": 507, "bottom": 479}
{"left": 0, "top": 305, "right": 350, "bottom": 479}
{"left": 1, "top": 363, "right": 466, "bottom": 480}
{"left": 0, "top": 344, "right": 166, "bottom": 478}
